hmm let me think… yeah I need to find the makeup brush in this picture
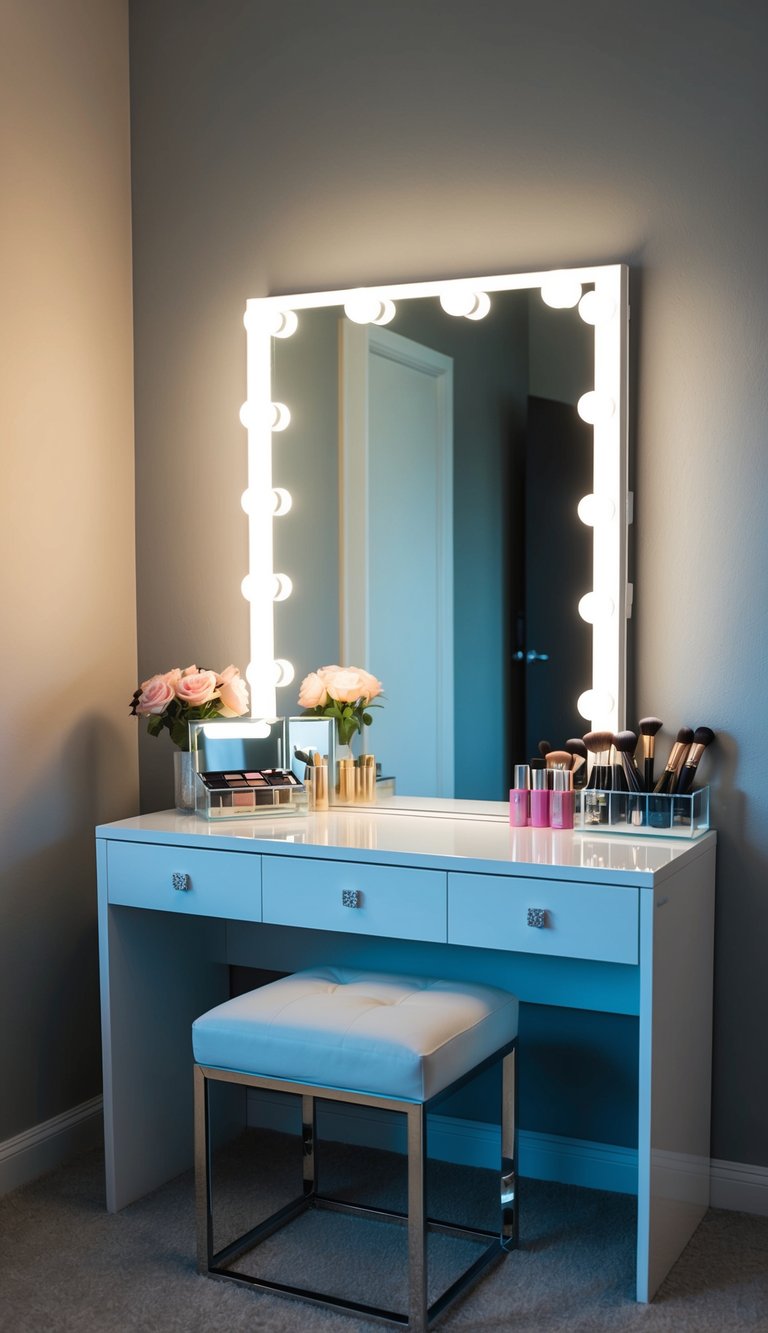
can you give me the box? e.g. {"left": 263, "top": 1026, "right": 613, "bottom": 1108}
{"left": 613, "top": 731, "right": 643, "bottom": 793}
{"left": 637, "top": 717, "right": 663, "bottom": 792}
{"left": 674, "top": 727, "right": 715, "bottom": 795}
{"left": 583, "top": 730, "right": 614, "bottom": 790}
{"left": 538, "top": 739, "right": 552, "bottom": 760}
{"left": 565, "top": 738, "right": 589, "bottom": 790}
{"left": 652, "top": 727, "right": 694, "bottom": 794}
{"left": 545, "top": 749, "right": 572, "bottom": 771}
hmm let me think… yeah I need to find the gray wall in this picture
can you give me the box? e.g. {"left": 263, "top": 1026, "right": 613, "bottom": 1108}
{"left": 0, "top": 0, "right": 137, "bottom": 1143}
{"left": 129, "top": 0, "right": 768, "bottom": 1166}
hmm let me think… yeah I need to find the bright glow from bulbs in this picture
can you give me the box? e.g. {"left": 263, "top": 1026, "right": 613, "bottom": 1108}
{"left": 202, "top": 720, "right": 271, "bottom": 740}
{"left": 577, "top": 494, "right": 616, "bottom": 526}
{"left": 272, "top": 573, "right": 293, "bottom": 601}
{"left": 271, "top": 487, "right": 292, "bottom": 516}
{"left": 240, "top": 574, "right": 258, "bottom": 601}
{"left": 541, "top": 273, "right": 583, "bottom": 309}
{"left": 239, "top": 401, "right": 291, "bottom": 431}
{"left": 273, "top": 658, "right": 294, "bottom": 686}
{"left": 439, "top": 287, "right": 490, "bottom": 319}
{"left": 578, "top": 290, "right": 616, "bottom": 325}
{"left": 270, "top": 402, "right": 291, "bottom": 430}
{"left": 243, "top": 306, "right": 298, "bottom": 338}
{"left": 578, "top": 592, "right": 615, "bottom": 624}
{"left": 344, "top": 292, "right": 397, "bottom": 325}
{"left": 577, "top": 390, "right": 615, "bottom": 424}
{"left": 577, "top": 688, "right": 615, "bottom": 722}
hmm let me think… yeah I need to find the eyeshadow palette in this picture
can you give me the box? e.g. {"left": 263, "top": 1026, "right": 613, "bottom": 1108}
{"left": 194, "top": 767, "right": 307, "bottom": 820}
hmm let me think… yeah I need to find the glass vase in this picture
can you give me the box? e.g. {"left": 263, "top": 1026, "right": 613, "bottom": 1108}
{"left": 173, "top": 749, "right": 196, "bottom": 813}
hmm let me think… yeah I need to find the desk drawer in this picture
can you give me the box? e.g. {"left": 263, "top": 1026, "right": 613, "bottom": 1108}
{"left": 263, "top": 855, "right": 446, "bottom": 943}
{"left": 448, "top": 873, "right": 638, "bottom": 964}
{"left": 107, "top": 841, "right": 261, "bottom": 921}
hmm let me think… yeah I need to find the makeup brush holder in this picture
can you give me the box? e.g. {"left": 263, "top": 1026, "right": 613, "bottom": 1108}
{"left": 575, "top": 786, "right": 710, "bottom": 838}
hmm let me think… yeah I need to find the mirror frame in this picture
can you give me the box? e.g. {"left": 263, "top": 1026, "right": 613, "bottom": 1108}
{"left": 240, "top": 265, "right": 630, "bottom": 746}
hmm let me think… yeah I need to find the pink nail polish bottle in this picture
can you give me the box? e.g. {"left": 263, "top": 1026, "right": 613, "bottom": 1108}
{"left": 550, "top": 768, "right": 575, "bottom": 830}
{"left": 509, "top": 764, "right": 530, "bottom": 827}
{"left": 530, "top": 764, "right": 551, "bottom": 828}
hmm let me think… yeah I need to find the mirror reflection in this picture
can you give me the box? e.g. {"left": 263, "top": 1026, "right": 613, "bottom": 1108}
{"left": 270, "top": 289, "right": 599, "bottom": 802}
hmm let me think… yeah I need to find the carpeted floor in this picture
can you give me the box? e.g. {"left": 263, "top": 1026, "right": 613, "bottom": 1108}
{"left": 1, "top": 1129, "right": 767, "bottom": 1332}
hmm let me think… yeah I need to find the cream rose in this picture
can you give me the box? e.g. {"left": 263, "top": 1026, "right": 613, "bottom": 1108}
{"left": 135, "top": 673, "right": 176, "bottom": 716}
{"left": 353, "top": 668, "right": 383, "bottom": 702}
{"left": 298, "top": 671, "right": 329, "bottom": 708}
{"left": 216, "top": 664, "right": 249, "bottom": 717}
{"left": 174, "top": 669, "right": 219, "bottom": 707}
{"left": 326, "top": 668, "right": 371, "bottom": 704}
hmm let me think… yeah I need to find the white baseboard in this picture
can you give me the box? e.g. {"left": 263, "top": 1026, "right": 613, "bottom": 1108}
{"left": 245, "top": 1090, "right": 638, "bottom": 1195}
{"left": 711, "top": 1158, "right": 768, "bottom": 1216}
{"left": 246, "top": 1091, "right": 768, "bottom": 1214}
{"left": 0, "top": 1095, "right": 103, "bottom": 1196}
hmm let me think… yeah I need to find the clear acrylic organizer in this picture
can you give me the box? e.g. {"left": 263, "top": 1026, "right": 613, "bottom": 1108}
{"left": 575, "top": 786, "right": 710, "bottom": 838}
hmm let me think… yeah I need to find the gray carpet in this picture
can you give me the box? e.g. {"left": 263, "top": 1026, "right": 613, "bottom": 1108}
{"left": 1, "top": 1129, "right": 767, "bottom": 1332}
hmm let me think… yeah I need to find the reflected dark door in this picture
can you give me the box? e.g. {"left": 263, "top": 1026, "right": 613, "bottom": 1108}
{"left": 523, "top": 396, "right": 593, "bottom": 758}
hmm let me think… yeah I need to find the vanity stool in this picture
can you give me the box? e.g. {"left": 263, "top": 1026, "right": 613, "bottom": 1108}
{"left": 192, "top": 966, "right": 519, "bottom": 1332}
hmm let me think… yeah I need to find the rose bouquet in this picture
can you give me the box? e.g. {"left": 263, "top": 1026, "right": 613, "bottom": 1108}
{"left": 130, "top": 664, "right": 249, "bottom": 750}
{"left": 298, "top": 665, "right": 384, "bottom": 747}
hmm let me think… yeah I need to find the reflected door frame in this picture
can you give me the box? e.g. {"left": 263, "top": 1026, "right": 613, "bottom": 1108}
{"left": 340, "top": 320, "right": 454, "bottom": 795}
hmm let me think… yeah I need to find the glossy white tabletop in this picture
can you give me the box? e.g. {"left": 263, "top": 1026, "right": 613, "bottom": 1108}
{"left": 97, "top": 802, "right": 715, "bottom": 886}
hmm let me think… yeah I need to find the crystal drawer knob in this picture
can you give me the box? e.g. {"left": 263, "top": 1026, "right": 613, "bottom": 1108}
{"left": 172, "top": 872, "right": 191, "bottom": 892}
{"left": 527, "top": 907, "right": 547, "bottom": 928}
{"left": 342, "top": 889, "right": 361, "bottom": 908}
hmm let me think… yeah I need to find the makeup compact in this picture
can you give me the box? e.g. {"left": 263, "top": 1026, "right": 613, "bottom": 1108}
{"left": 194, "top": 767, "right": 307, "bottom": 819}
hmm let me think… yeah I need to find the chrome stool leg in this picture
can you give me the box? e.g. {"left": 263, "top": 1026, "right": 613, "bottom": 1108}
{"left": 302, "top": 1094, "right": 316, "bottom": 1199}
{"left": 194, "top": 1064, "right": 213, "bottom": 1274}
{"left": 407, "top": 1103, "right": 427, "bottom": 1333}
{"left": 501, "top": 1046, "right": 518, "bottom": 1251}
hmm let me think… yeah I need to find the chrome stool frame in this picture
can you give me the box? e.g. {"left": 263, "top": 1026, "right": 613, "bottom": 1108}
{"left": 194, "top": 1039, "right": 518, "bottom": 1333}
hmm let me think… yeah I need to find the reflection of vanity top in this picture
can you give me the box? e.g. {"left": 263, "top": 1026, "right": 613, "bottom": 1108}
{"left": 96, "top": 804, "right": 715, "bottom": 1303}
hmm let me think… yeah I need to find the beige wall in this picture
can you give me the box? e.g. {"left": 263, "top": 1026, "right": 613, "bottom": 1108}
{"left": 0, "top": 0, "right": 137, "bottom": 1139}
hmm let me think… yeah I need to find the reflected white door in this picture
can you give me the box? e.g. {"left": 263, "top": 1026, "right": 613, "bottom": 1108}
{"left": 341, "top": 322, "right": 454, "bottom": 795}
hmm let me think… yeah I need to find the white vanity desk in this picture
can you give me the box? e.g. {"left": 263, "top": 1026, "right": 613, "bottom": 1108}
{"left": 96, "top": 802, "right": 716, "bottom": 1303}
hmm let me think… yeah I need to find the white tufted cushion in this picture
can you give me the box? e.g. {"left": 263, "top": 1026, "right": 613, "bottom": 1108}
{"left": 192, "top": 966, "right": 518, "bottom": 1102}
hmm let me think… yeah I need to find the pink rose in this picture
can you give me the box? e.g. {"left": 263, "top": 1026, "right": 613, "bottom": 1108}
{"left": 298, "top": 671, "right": 329, "bottom": 708}
{"left": 352, "top": 667, "right": 383, "bottom": 702}
{"left": 135, "top": 673, "right": 176, "bottom": 716}
{"left": 174, "top": 669, "right": 219, "bottom": 707}
{"left": 326, "top": 668, "right": 372, "bottom": 705}
{"left": 216, "top": 664, "right": 249, "bottom": 717}
{"left": 317, "top": 665, "right": 341, "bottom": 685}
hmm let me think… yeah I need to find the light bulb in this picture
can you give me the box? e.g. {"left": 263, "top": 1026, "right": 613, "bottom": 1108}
{"left": 577, "top": 494, "right": 615, "bottom": 526}
{"left": 344, "top": 292, "right": 396, "bottom": 325}
{"left": 243, "top": 306, "right": 298, "bottom": 337}
{"left": 270, "top": 402, "right": 291, "bottom": 431}
{"left": 239, "top": 401, "right": 291, "bottom": 431}
{"left": 273, "top": 658, "right": 295, "bottom": 686}
{"left": 540, "top": 273, "right": 583, "bottom": 309}
{"left": 440, "top": 287, "right": 490, "bottom": 319}
{"left": 577, "top": 390, "right": 615, "bottom": 424}
{"left": 240, "top": 574, "right": 259, "bottom": 602}
{"left": 465, "top": 292, "right": 491, "bottom": 320}
{"left": 578, "top": 592, "right": 615, "bottom": 624}
{"left": 272, "top": 573, "right": 293, "bottom": 601}
{"left": 271, "top": 487, "right": 292, "bottom": 516}
{"left": 577, "top": 688, "right": 615, "bottom": 722}
{"left": 578, "top": 290, "right": 616, "bottom": 325}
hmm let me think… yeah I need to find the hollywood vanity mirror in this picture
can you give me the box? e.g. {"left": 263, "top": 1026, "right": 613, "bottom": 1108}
{"left": 239, "top": 266, "right": 630, "bottom": 804}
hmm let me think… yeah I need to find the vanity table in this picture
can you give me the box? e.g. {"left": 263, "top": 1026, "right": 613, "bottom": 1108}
{"left": 96, "top": 802, "right": 715, "bottom": 1303}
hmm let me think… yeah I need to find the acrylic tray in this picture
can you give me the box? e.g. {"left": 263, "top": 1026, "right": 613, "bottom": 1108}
{"left": 575, "top": 786, "right": 710, "bottom": 838}
{"left": 194, "top": 769, "right": 307, "bottom": 820}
